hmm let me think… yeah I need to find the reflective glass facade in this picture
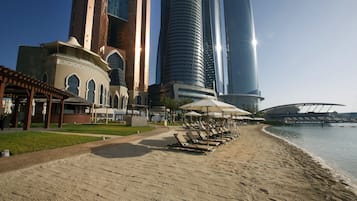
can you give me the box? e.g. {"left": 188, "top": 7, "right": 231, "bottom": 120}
{"left": 107, "top": 0, "right": 128, "bottom": 21}
{"left": 203, "top": 0, "right": 229, "bottom": 95}
{"left": 202, "top": 0, "right": 215, "bottom": 90}
{"left": 224, "top": 0, "right": 259, "bottom": 96}
{"left": 154, "top": 0, "right": 262, "bottom": 109}
{"left": 221, "top": 0, "right": 263, "bottom": 112}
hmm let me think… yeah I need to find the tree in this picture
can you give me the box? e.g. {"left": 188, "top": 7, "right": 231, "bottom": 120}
{"left": 161, "top": 96, "right": 193, "bottom": 122}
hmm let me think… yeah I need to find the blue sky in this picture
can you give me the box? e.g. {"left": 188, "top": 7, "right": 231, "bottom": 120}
{"left": 252, "top": 0, "right": 357, "bottom": 112}
{"left": 0, "top": 0, "right": 356, "bottom": 112}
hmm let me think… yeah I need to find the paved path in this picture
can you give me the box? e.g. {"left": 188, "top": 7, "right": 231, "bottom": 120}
{"left": 0, "top": 126, "right": 173, "bottom": 173}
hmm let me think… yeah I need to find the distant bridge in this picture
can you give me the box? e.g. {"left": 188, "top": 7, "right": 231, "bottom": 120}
{"left": 260, "top": 103, "right": 346, "bottom": 124}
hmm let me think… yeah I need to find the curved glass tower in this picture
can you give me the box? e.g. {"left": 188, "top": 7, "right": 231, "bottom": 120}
{"left": 152, "top": 0, "right": 262, "bottom": 108}
{"left": 225, "top": 0, "right": 258, "bottom": 94}
{"left": 157, "top": 0, "right": 205, "bottom": 87}
{"left": 218, "top": 0, "right": 263, "bottom": 112}
{"left": 152, "top": 0, "right": 216, "bottom": 103}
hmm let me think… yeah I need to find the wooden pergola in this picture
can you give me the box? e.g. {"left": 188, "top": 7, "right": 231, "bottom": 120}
{"left": 0, "top": 66, "right": 73, "bottom": 130}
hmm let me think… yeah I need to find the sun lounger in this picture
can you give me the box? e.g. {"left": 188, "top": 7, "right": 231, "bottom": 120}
{"left": 186, "top": 131, "right": 221, "bottom": 146}
{"left": 196, "top": 130, "right": 227, "bottom": 144}
{"left": 173, "top": 133, "right": 215, "bottom": 152}
{"left": 210, "top": 128, "right": 233, "bottom": 141}
{"left": 216, "top": 127, "right": 237, "bottom": 139}
{"left": 182, "top": 122, "right": 191, "bottom": 129}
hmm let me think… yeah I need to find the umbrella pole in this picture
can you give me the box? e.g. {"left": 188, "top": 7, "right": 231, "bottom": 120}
{"left": 206, "top": 106, "right": 209, "bottom": 147}
{"left": 190, "top": 110, "right": 192, "bottom": 123}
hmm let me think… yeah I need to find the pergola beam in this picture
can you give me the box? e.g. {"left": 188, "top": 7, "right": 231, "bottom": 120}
{"left": 0, "top": 66, "right": 72, "bottom": 130}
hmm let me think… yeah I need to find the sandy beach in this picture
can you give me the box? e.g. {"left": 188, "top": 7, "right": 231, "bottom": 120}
{"left": 0, "top": 125, "right": 356, "bottom": 201}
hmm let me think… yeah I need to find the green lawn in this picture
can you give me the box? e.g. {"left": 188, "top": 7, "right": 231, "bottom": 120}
{"left": 0, "top": 132, "right": 101, "bottom": 155}
{"left": 59, "top": 124, "right": 154, "bottom": 136}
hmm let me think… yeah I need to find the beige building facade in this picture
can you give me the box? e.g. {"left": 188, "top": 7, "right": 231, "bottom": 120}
{"left": 16, "top": 37, "right": 129, "bottom": 116}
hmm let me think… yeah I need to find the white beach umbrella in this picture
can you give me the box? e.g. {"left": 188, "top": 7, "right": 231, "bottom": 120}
{"left": 233, "top": 116, "right": 253, "bottom": 120}
{"left": 184, "top": 111, "right": 202, "bottom": 117}
{"left": 253, "top": 117, "right": 265, "bottom": 121}
{"left": 184, "top": 111, "right": 202, "bottom": 123}
{"left": 221, "top": 107, "right": 251, "bottom": 116}
{"left": 181, "top": 98, "right": 237, "bottom": 144}
{"left": 180, "top": 98, "right": 237, "bottom": 113}
{"left": 204, "top": 112, "right": 230, "bottom": 119}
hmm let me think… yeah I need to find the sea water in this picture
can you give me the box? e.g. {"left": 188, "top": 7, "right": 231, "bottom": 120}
{"left": 265, "top": 123, "right": 357, "bottom": 186}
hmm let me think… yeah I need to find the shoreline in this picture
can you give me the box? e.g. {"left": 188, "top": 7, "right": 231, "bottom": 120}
{"left": 0, "top": 124, "right": 356, "bottom": 200}
{"left": 262, "top": 125, "right": 357, "bottom": 194}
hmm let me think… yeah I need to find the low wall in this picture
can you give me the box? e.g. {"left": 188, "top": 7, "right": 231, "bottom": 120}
{"left": 124, "top": 115, "right": 148, "bottom": 126}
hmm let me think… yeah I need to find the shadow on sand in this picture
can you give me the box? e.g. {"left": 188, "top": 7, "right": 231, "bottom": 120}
{"left": 91, "top": 135, "right": 203, "bottom": 158}
{"left": 138, "top": 136, "right": 176, "bottom": 148}
{"left": 91, "top": 143, "right": 152, "bottom": 158}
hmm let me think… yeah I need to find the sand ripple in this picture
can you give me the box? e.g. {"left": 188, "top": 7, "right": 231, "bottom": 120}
{"left": 0, "top": 125, "right": 356, "bottom": 201}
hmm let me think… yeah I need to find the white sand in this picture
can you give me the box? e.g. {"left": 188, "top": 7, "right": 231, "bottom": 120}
{"left": 0, "top": 125, "right": 356, "bottom": 201}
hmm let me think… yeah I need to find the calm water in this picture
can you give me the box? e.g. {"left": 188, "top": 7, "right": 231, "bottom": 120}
{"left": 265, "top": 123, "right": 357, "bottom": 185}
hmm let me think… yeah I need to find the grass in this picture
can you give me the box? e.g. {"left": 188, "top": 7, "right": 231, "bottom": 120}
{"left": 59, "top": 123, "right": 154, "bottom": 136}
{"left": 0, "top": 131, "right": 101, "bottom": 155}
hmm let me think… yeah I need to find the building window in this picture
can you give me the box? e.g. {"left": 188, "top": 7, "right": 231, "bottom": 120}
{"left": 87, "top": 80, "right": 95, "bottom": 103}
{"left": 104, "top": 88, "right": 107, "bottom": 106}
{"left": 100, "top": 85, "right": 104, "bottom": 105}
{"left": 109, "top": 95, "right": 112, "bottom": 107}
{"left": 67, "top": 74, "right": 79, "bottom": 96}
{"left": 107, "top": 52, "right": 124, "bottom": 70}
{"left": 42, "top": 73, "right": 48, "bottom": 83}
{"left": 136, "top": 96, "right": 141, "bottom": 105}
{"left": 107, "top": 0, "right": 128, "bottom": 21}
{"left": 121, "top": 97, "right": 125, "bottom": 109}
{"left": 114, "top": 95, "right": 119, "bottom": 108}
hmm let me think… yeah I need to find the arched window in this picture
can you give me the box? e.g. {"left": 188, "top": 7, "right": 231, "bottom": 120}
{"left": 136, "top": 96, "right": 141, "bottom": 105}
{"left": 104, "top": 88, "right": 107, "bottom": 106}
{"left": 99, "top": 85, "right": 104, "bottom": 105}
{"left": 109, "top": 95, "right": 112, "bottom": 107}
{"left": 67, "top": 74, "right": 79, "bottom": 95}
{"left": 114, "top": 95, "right": 119, "bottom": 108}
{"left": 121, "top": 97, "right": 126, "bottom": 109}
{"left": 107, "top": 52, "right": 126, "bottom": 87}
{"left": 107, "top": 52, "right": 124, "bottom": 70}
{"left": 87, "top": 80, "right": 95, "bottom": 103}
{"left": 42, "top": 73, "right": 48, "bottom": 83}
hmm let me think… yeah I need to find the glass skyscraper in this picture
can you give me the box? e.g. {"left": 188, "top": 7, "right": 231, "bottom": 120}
{"left": 152, "top": 0, "right": 262, "bottom": 110}
{"left": 220, "top": 0, "right": 263, "bottom": 112}
{"left": 202, "top": 0, "right": 263, "bottom": 112}
{"left": 154, "top": 0, "right": 216, "bottom": 101}
{"left": 157, "top": 0, "right": 205, "bottom": 87}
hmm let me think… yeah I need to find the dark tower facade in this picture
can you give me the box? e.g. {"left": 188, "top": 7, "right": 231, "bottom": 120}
{"left": 202, "top": 0, "right": 216, "bottom": 90}
{"left": 157, "top": 0, "right": 204, "bottom": 87}
{"left": 69, "top": 0, "right": 151, "bottom": 105}
{"left": 154, "top": 0, "right": 216, "bottom": 103}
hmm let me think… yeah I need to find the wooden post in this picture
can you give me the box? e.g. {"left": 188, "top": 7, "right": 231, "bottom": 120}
{"left": 0, "top": 80, "right": 6, "bottom": 112}
{"left": 45, "top": 94, "right": 53, "bottom": 129}
{"left": 12, "top": 98, "right": 20, "bottom": 128}
{"left": 24, "top": 87, "right": 35, "bottom": 130}
{"left": 58, "top": 98, "right": 65, "bottom": 128}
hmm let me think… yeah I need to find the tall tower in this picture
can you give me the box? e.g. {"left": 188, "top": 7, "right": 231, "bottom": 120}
{"left": 202, "top": 0, "right": 263, "bottom": 112}
{"left": 218, "top": 0, "right": 263, "bottom": 112}
{"left": 69, "top": 0, "right": 151, "bottom": 105}
{"left": 154, "top": 0, "right": 216, "bottom": 102}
